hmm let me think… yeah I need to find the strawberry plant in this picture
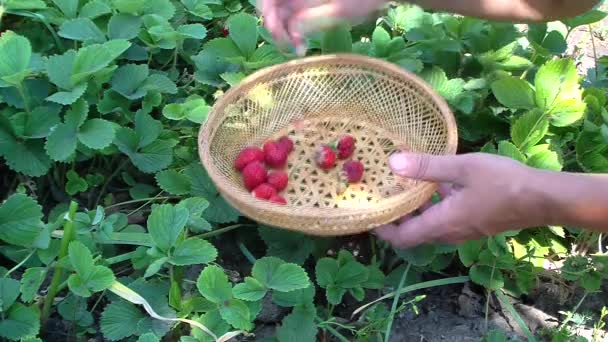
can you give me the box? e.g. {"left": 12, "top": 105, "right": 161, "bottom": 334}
{"left": 0, "top": 0, "right": 607, "bottom": 341}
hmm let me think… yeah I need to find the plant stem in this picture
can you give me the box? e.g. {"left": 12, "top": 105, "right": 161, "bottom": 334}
{"left": 485, "top": 260, "right": 497, "bottom": 332}
{"left": 16, "top": 83, "right": 30, "bottom": 113}
{"left": 192, "top": 224, "right": 253, "bottom": 239}
{"left": 238, "top": 242, "right": 257, "bottom": 264}
{"left": 95, "top": 159, "right": 129, "bottom": 207}
{"left": 127, "top": 192, "right": 166, "bottom": 216}
{"left": 559, "top": 292, "right": 588, "bottom": 330}
{"left": 104, "top": 196, "right": 177, "bottom": 210}
{"left": 3, "top": 249, "right": 36, "bottom": 278}
{"left": 105, "top": 251, "right": 138, "bottom": 265}
{"left": 41, "top": 201, "right": 78, "bottom": 325}
{"left": 384, "top": 262, "right": 411, "bottom": 342}
{"left": 588, "top": 25, "right": 599, "bottom": 80}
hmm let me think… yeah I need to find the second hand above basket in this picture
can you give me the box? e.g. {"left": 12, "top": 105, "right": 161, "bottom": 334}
{"left": 198, "top": 54, "right": 458, "bottom": 237}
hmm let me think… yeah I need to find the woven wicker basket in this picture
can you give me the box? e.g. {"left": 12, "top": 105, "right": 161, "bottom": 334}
{"left": 198, "top": 54, "right": 457, "bottom": 236}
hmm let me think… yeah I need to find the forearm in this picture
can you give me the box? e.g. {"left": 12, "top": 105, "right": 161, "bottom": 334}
{"left": 528, "top": 170, "right": 608, "bottom": 232}
{"left": 406, "top": 0, "right": 600, "bottom": 21}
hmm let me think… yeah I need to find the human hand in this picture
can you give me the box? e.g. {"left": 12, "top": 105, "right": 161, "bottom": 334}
{"left": 375, "top": 152, "right": 549, "bottom": 248}
{"left": 260, "top": 0, "right": 385, "bottom": 52}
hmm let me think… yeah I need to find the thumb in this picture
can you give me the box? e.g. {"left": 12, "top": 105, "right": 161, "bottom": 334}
{"left": 389, "top": 152, "right": 468, "bottom": 184}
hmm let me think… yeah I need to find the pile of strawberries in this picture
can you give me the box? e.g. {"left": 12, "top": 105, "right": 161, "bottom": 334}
{"left": 314, "top": 135, "right": 365, "bottom": 184}
{"left": 234, "top": 134, "right": 365, "bottom": 205}
{"left": 234, "top": 136, "right": 293, "bottom": 204}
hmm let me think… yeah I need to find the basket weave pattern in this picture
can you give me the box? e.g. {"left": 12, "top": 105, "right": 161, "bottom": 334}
{"left": 199, "top": 54, "right": 457, "bottom": 236}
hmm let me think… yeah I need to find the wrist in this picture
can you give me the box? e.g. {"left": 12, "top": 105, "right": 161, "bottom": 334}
{"left": 522, "top": 168, "right": 608, "bottom": 231}
{"left": 511, "top": 167, "right": 560, "bottom": 227}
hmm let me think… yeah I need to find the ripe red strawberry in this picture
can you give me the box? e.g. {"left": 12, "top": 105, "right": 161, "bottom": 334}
{"left": 264, "top": 140, "right": 289, "bottom": 168}
{"left": 242, "top": 161, "right": 267, "bottom": 191}
{"left": 234, "top": 146, "right": 265, "bottom": 171}
{"left": 221, "top": 27, "right": 229, "bottom": 37}
{"left": 267, "top": 170, "right": 288, "bottom": 192}
{"left": 269, "top": 194, "right": 287, "bottom": 205}
{"left": 342, "top": 160, "right": 364, "bottom": 183}
{"left": 252, "top": 183, "right": 277, "bottom": 200}
{"left": 277, "top": 136, "right": 294, "bottom": 154}
{"left": 333, "top": 135, "right": 355, "bottom": 159}
{"left": 314, "top": 145, "right": 336, "bottom": 170}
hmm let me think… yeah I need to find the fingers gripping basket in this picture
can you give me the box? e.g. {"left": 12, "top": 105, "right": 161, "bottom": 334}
{"left": 198, "top": 54, "right": 458, "bottom": 236}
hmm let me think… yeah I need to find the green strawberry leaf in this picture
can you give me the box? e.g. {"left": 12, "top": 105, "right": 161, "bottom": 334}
{"left": 155, "top": 170, "right": 191, "bottom": 195}
{"left": 184, "top": 163, "right": 240, "bottom": 223}
{"left": 78, "top": 119, "right": 116, "bottom": 149}
{"left": 3, "top": 139, "right": 52, "bottom": 176}
{"left": 192, "top": 38, "right": 241, "bottom": 86}
{"left": 227, "top": 12, "right": 258, "bottom": 58}
{"left": 526, "top": 150, "right": 562, "bottom": 171}
{"left": 576, "top": 131, "right": 608, "bottom": 172}
{"left": 3, "top": 0, "right": 47, "bottom": 10}
{"left": 144, "top": 257, "right": 168, "bottom": 278}
{"left": 175, "top": 197, "right": 211, "bottom": 233}
{"left": 162, "top": 96, "right": 210, "bottom": 124}
{"left": 233, "top": 277, "right": 267, "bottom": 301}
{"left": 0, "top": 303, "right": 40, "bottom": 341}
{"left": 0, "top": 32, "right": 32, "bottom": 87}
{"left": 71, "top": 40, "right": 131, "bottom": 85}
{"left": 258, "top": 226, "right": 314, "bottom": 265}
{"left": 45, "top": 122, "right": 77, "bottom": 161}
{"left": 0, "top": 277, "right": 21, "bottom": 311}
{"left": 276, "top": 305, "right": 318, "bottom": 342}
{"left": 396, "top": 244, "right": 438, "bottom": 267}
{"left": 177, "top": 24, "right": 207, "bottom": 39}
{"left": 458, "top": 239, "right": 484, "bottom": 267}
{"left": 144, "top": 0, "right": 176, "bottom": 19}
{"left": 182, "top": 0, "right": 212, "bottom": 18}
{"left": 101, "top": 301, "right": 145, "bottom": 341}
{"left": 272, "top": 285, "right": 315, "bottom": 307}
{"left": 511, "top": 109, "right": 549, "bottom": 151}
{"left": 58, "top": 295, "right": 93, "bottom": 327}
{"left": 58, "top": 18, "right": 106, "bottom": 43}
{"left": 110, "top": 64, "right": 149, "bottom": 99}
{"left": 196, "top": 265, "right": 232, "bottom": 304}
{"left": 469, "top": 265, "right": 504, "bottom": 290}
{"left": 65, "top": 170, "right": 88, "bottom": 195}
{"left": 108, "top": 14, "right": 143, "bottom": 40}
{"left": 580, "top": 271, "right": 602, "bottom": 292}
{"left": 68, "top": 241, "right": 115, "bottom": 297}
{"left": 326, "top": 285, "right": 346, "bottom": 305}
{"left": 169, "top": 238, "right": 217, "bottom": 265}
{"left": 491, "top": 77, "right": 536, "bottom": 109}
{"left": 20, "top": 267, "right": 46, "bottom": 303}
{"left": 46, "top": 50, "right": 77, "bottom": 90}
{"left": 80, "top": 0, "right": 112, "bottom": 18}
{"left": 135, "top": 111, "right": 162, "bottom": 148}
{"left": 147, "top": 204, "right": 189, "bottom": 252}
{"left": 335, "top": 260, "right": 369, "bottom": 288}
{"left": 315, "top": 258, "right": 339, "bottom": 288}
{"left": 252, "top": 257, "right": 310, "bottom": 292}
{"left": 53, "top": 0, "right": 79, "bottom": 18}
{"left": 321, "top": 24, "right": 353, "bottom": 53}
{"left": 497, "top": 141, "right": 526, "bottom": 163}
{"left": 21, "top": 105, "right": 61, "bottom": 139}
{"left": 534, "top": 58, "right": 585, "bottom": 127}
{"left": 563, "top": 10, "right": 607, "bottom": 28}
{"left": 220, "top": 299, "right": 252, "bottom": 330}
{"left": 46, "top": 82, "right": 88, "bottom": 105}
{"left": 138, "top": 333, "right": 160, "bottom": 342}
{"left": 0, "top": 194, "right": 44, "bottom": 247}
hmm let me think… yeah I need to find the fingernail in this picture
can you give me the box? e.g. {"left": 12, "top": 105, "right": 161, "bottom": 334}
{"left": 389, "top": 153, "right": 410, "bottom": 173}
